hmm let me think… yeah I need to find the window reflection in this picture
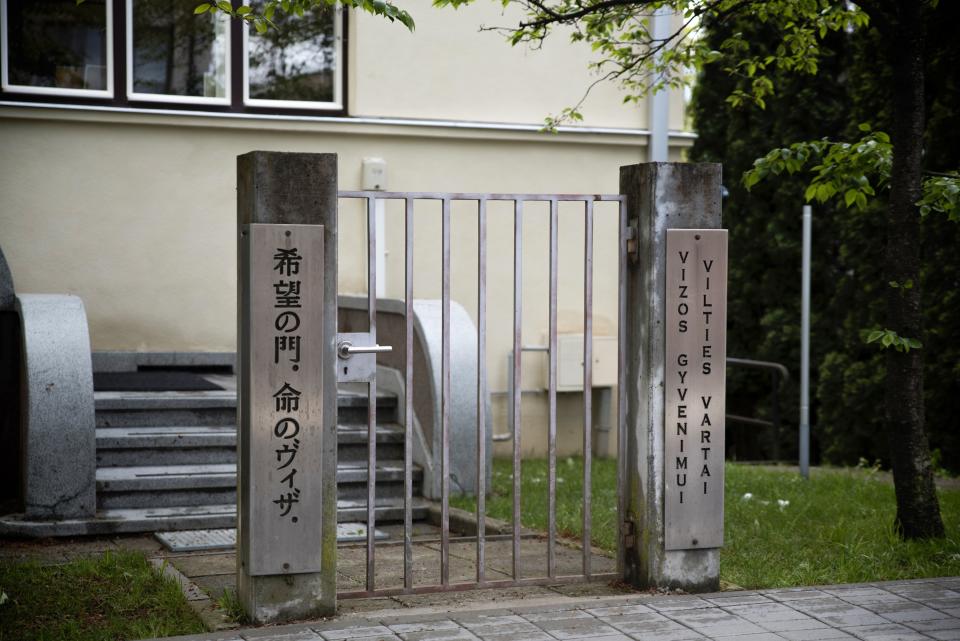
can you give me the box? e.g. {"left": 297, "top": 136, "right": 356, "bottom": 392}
{"left": 247, "top": 4, "right": 337, "bottom": 104}
{"left": 4, "top": 0, "right": 109, "bottom": 92}
{"left": 130, "top": 0, "right": 228, "bottom": 99}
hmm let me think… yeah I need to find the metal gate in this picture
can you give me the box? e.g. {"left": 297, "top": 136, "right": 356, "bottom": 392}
{"left": 335, "top": 190, "right": 628, "bottom": 598}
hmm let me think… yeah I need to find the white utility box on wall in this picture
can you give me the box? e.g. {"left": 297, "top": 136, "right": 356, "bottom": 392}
{"left": 551, "top": 334, "right": 618, "bottom": 392}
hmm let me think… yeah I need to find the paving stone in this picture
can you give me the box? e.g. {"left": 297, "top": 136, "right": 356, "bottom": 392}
{"left": 826, "top": 589, "right": 893, "bottom": 599}
{"left": 776, "top": 629, "right": 858, "bottom": 641}
{"left": 598, "top": 612, "right": 673, "bottom": 628}
{"left": 759, "top": 619, "right": 835, "bottom": 633}
{"left": 647, "top": 598, "right": 715, "bottom": 612}
{"left": 388, "top": 620, "right": 461, "bottom": 634}
{"left": 839, "top": 623, "right": 931, "bottom": 641}
{"left": 927, "top": 600, "right": 960, "bottom": 611}
{"left": 242, "top": 630, "right": 323, "bottom": 641}
{"left": 767, "top": 590, "right": 832, "bottom": 602}
{"left": 725, "top": 603, "right": 810, "bottom": 622}
{"left": 478, "top": 630, "right": 554, "bottom": 641}
{"left": 904, "top": 619, "right": 960, "bottom": 634}
{"left": 688, "top": 623, "right": 770, "bottom": 637}
{"left": 586, "top": 604, "right": 655, "bottom": 617}
{"left": 922, "top": 631, "right": 960, "bottom": 641}
{"left": 607, "top": 618, "right": 704, "bottom": 639}
{"left": 522, "top": 609, "right": 595, "bottom": 622}
{"left": 666, "top": 609, "right": 750, "bottom": 627}
{"left": 534, "top": 617, "right": 621, "bottom": 639}
{"left": 706, "top": 594, "right": 774, "bottom": 607}
{"left": 321, "top": 625, "right": 395, "bottom": 640}
{"left": 869, "top": 602, "right": 952, "bottom": 623}
{"left": 817, "top": 614, "right": 892, "bottom": 628}
{"left": 710, "top": 633, "right": 786, "bottom": 641}
{"left": 470, "top": 622, "right": 544, "bottom": 639}
{"left": 398, "top": 628, "right": 480, "bottom": 641}
{"left": 844, "top": 596, "right": 914, "bottom": 608}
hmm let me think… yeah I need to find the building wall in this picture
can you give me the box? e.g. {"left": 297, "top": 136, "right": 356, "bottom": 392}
{"left": 350, "top": 0, "right": 687, "bottom": 129}
{"left": 0, "top": 4, "right": 694, "bottom": 457}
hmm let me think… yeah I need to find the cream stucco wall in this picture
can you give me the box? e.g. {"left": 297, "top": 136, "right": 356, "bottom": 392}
{"left": 349, "top": 1, "right": 687, "bottom": 131}
{"left": 0, "top": 3, "right": 696, "bottom": 458}
{"left": 0, "top": 107, "right": 693, "bottom": 456}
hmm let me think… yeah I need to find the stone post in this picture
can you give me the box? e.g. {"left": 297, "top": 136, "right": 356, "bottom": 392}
{"left": 620, "top": 162, "right": 724, "bottom": 592}
{"left": 237, "top": 152, "right": 339, "bottom": 621}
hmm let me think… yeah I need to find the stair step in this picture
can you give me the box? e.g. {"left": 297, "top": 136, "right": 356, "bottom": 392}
{"left": 96, "top": 425, "right": 237, "bottom": 449}
{"left": 0, "top": 499, "right": 432, "bottom": 537}
{"left": 94, "top": 423, "right": 406, "bottom": 449}
{"left": 96, "top": 461, "right": 421, "bottom": 492}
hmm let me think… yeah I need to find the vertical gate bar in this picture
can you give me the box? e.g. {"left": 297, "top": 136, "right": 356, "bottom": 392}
{"left": 476, "top": 198, "right": 487, "bottom": 584}
{"left": 441, "top": 197, "right": 451, "bottom": 586}
{"left": 547, "top": 198, "right": 558, "bottom": 579}
{"left": 404, "top": 197, "right": 414, "bottom": 590}
{"left": 583, "top": 199, "right": 594, "bottom": 578}
{"left": 616, "top": 198, "right": 628, "bottom": 577}
{"left": 367, "top": 196, "right": 378, "bottom": 592}
{"left": 512, "top": 199, "right": 523, "bottom": 580}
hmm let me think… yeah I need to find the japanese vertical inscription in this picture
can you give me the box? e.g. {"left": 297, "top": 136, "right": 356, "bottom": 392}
{"left": 244, "top": 224, "right": 324, "bottom": 575}
{"left": 664, "top": 229, "right": 727, "bottom": 550}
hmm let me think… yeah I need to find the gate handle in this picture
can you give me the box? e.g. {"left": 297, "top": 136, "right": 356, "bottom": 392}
{"left": 337, "top": 341, "right": 393, "bottom": 359}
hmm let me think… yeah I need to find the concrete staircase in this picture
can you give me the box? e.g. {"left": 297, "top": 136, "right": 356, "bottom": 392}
{"left": 91, "top": 383, "right": 428, "bottom": 532}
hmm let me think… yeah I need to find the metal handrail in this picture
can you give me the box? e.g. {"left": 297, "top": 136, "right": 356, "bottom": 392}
{"left": 725, "top": 357, "right": 790, "bottom": 462}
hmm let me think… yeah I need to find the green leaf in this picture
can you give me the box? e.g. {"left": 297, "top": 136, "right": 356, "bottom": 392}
{"left": 194, "top": 2, "right": 211, "bottom": 14}
{"left": 844, "top": 189, "right": 857, "bottom": 208}
{"left": 881, "top": 333, "right": 894, "bottom": 347}
{"left": 866, "top": 330, "right": 884, "bottom": 343}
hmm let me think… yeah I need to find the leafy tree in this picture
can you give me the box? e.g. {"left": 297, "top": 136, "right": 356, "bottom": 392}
{"left": 208, "top": 0, "right": 958, "bottom": 540}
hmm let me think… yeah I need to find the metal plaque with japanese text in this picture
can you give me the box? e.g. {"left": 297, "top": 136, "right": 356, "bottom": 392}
{"left": 242, "top": 224, "right": 324, "bottom": 576}
{"left": 664, "top": 229, "right": 727, "bottom": 550}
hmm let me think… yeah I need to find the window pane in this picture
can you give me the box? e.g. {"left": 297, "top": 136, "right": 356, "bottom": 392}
{"left": 130, "top": 0, "right": 229, "bottom": 99}
{"left": 247, "top": 5, "right": 337, "bottom": 104}
{"left": 5, "top": 0, "right": 109, "bottom": 91}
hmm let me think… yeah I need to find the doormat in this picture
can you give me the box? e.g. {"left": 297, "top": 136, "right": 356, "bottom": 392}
{"left": 94, "top": 371, "right": 224, "bottom": 392}
{"left": 155, "top": 524, "right": 388, "bottom": 552}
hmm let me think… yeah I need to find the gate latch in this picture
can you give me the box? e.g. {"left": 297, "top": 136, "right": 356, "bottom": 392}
{"left": 336, "top": 332, "right": 392, "bottom": 383}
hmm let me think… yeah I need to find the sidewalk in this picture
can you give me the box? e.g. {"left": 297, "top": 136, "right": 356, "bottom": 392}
{"left": 148, "top": 577, "right": 960, "bottom": 641}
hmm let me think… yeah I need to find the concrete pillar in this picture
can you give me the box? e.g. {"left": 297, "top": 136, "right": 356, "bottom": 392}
{"left": 620, "top": 162, "right": 723, "bottom": 592}
{"left": 236, "top": 152, "right": 339, "bottom": 621}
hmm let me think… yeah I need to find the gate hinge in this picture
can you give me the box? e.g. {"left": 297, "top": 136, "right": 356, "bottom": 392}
{"left": 622, "top": 519, "right": 637, "bottom": 551}
{"left": 625, "top": 222, "right": 639, "bottom": 262}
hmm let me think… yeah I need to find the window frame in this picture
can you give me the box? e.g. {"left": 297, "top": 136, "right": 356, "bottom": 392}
{"left": 0, "top": 0, "right": 115, "bottom": 99}
{"left": 241, "top": 4, "right": 343, "bottom": 111}
{"left": 0, "top": 0, "right": 347, "bottom": 116}
{"left": 124, "top": 0, "right": 232, "bottom": 106}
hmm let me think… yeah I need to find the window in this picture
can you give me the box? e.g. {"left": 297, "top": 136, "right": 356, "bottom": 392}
{"left": 127, "top": 0, "right": 230, "bottom": 104}
{"left": 244, "top": 4, "right": 341, "bottom": 109}
{"left": 1, "top": 0, "right": 113, "bottom": 97}
{"left": 0, "top": 0, "right": 344, "bottom": 113}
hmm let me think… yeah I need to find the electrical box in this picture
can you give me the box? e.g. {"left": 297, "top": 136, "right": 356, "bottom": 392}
{"left": 550, "top": 335, "right": 618, "bottom": 391}
{"left": 362, "top": 158, "right": 387, "bottom": 191}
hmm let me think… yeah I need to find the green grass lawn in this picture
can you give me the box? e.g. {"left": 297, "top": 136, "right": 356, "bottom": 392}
{"left": 0, "top": 550, "right": 206, "bottom": 641}
{"left": 451, "top": 458, "right": 960, "bottom": 588}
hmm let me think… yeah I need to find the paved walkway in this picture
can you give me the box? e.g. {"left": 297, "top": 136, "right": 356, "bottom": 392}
{"left": 150, "top": 577, "right": 960, "bottom": 641}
